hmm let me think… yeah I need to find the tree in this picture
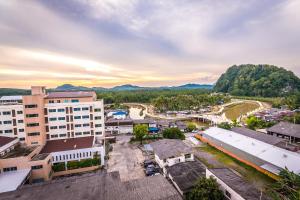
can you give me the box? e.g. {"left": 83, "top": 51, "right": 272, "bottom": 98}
{"left": 187, "top": 123, "right": 197, "bottom": 132}
{"left": 232, "top": 119, "right": 239, "bottom": 127}
{"left": 217, "top": 122, "right": 232, "bottom": 130}
{"left": 187, "top": 177, "right": 224, "bottom": 200}
{"left": 162, "top": 128, "right": 185, "bottom": 140}
{"left": 133, "top": 124, "right": 148, "bottom": 144}
{"left": 270, "top": 168, "right": 300, "bottom": 200}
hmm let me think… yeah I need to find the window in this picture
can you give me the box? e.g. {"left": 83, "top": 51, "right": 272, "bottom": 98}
{"left": 58, "top": 117, "right": 65, "bottom": 121}
{"left": 185, "top": 154, "right": 192, "bottom": 159}
{"left": 75, "top": 132, "right": 82, "bottom": 136}
{"left": 95, "top": 132, "right": 102, "bottom": 135}
{"left": 48, "top": 109, "right": 56, "bottom": 113}
{"left": 3, "top": 167, "right": 17, "bottom": 172}
{"left": 57, "top": 108, "right": 65, "bottom": 112}
{"left": 5, "top": 130, "right": 13, "bottom": 133}
{"left": 17, "top": 111, "right": 23, "bottom": 114}
{"left": 75, "top": 124, "right": 82, "bottom": 128}
{"left": 18, "top": 129, "right": 25, "bottom": 132}
{"left": 26, "top": 114, "right": 38, "bottom": 118}
{"left": 95, "top": 116, "right": 101, "bottom": 120}
{"left": 95, "top": 124, "right": 102, "bottom": 128}
{"left": 82, "top": 115, "right": 89, "bottom": 119}
{"left": 31, "top": 165, "right": 43, "bottom": 170}
{"left": 19, "top": 137, "right": 25, "bottom": 141}
{"left": 3, "top": 121, "right": 12, "bottom": 124}
{"left": 94, "top": 108, "right": 101, "bottom": 112}
{"left": 74, "top": 116, "right": 81, "bottom": 119}
{"left": 51, "top": 134, "right": 58, "bottom": 138}
{"left": 2, "top": 111, "right": 11, "bottom": 115}
{"left": 83, "top": 123, "right": 89, "bottom": 127}
{"left": 83, "top": 131, "right": 90, "bottom": 135}
{"left": 73, "top": 108, "right": 81, "bottom": 111}
{"left": 59, "top": 134, "right": 67, "bottom": 137}
{"left": 31, "top": 142, "right": 38, "bottom": 145}
{"left": 225, "top": 190, "right": 231, "bottom": 199}
{"left": 50, "top": 126, "right": 58, "bottom": 130}
{"left": 64, "top": 100, "right": 69, "bottom": 103}
{"left": 27, "top": 123, "right": 39, "bottom": 127}
{"left": 59, "top": 125, "right": 66, "bottom": 129}
{"left": 28, "top": 132, "right": 40, "bottom": 136}
{"left": 82, "top": 107, "right": 89, "bottom": 111}
{"left": 71, "top": 99, "right": 79, "bottom": 103}
{"left": 18, "top": 120, "right": 24, "bottom": 123}
{"left": 49, "top": 117, "right": 57, "bottom": 121}
{"left": 25, "top": 104, "right": 37, "bottom": 108}
{"left": 49, "top": 100, "right": 55, "bottom": 104}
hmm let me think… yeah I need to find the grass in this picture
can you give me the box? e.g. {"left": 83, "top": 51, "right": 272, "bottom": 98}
{"left": 223, "top": 102, "right": 259, "bottom": 120}
{"left": 198, "top": 144, "right": 274, "bottom": 190}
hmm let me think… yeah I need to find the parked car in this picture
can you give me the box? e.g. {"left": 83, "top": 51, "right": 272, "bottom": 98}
{"left": 143, "top": 160, "right": 155, "bottom": 168}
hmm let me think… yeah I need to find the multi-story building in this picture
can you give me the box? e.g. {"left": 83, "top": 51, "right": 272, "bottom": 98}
{"left": 0, "top": 86, "right": 105, "bottom": 146}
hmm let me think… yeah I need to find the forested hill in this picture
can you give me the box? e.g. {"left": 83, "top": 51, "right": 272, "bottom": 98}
{"left": 214, "top": 64, "right": 300, "bottom": 97}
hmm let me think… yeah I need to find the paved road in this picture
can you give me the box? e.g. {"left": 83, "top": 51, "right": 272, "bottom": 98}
{"left": 107, "top": 135, "right": 145, "bottom": 182}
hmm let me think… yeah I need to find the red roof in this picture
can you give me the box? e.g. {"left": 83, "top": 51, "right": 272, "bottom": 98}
{"left": 45, "top": 91, "right": 95, "bottom": 99}
{"left": 41, "top": 136, "right": 94, "bottom": 153}
{"left": 0, "top": 136, "right": 17, "bottom": 147}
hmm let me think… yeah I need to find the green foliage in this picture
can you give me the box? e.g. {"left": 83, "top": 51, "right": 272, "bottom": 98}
{"left": 186, "top": 177, "right": 224, "bottom": 200}
{"left": 133, "top": 124, "right": 148, "bottom": 144}
{"left": 67, "top": 158, "right": 100, "bottom": 170}
{"left": 246, "top": 116, "right": 276, "bottom": 130}
{"left": 162, "top": 128, "right": 185, "bottom": 140}
{"left": 214, "top": 64, "right": 300, "bottom": 97}
{"left": 187, "top": 123, "right": 197, "bottom": 132}
{"left": 269, "top": 168, "right": 300, "bottom": 200}
{"left": 52, "top": 163, "right": 66, "bottom": 172}
{"left": 217, "top": 122, "right": 232, "bottom": 130}
{"left": 283, "top": 113, "right": 300, "bottom": 124}
{"left": 152, "top": 94, "right": 230, "bottom": 112}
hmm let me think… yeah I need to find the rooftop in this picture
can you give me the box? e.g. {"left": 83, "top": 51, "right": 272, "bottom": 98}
{"left": 167, "top": 160, "right": 206, "bottom": 193}
{"left": 203, "top": 127, "right": 300, "bottom": 174}
{"left": 105, "top": 118, "right": 133, "bottom": 126}
{"left": 231, "top": 127, "right": 284, "bottom": 146}
{"left": 267, "top": 121, "right": 300, "bottom": 138}
{"left": 31, "top": 153, "right": 50, "bottom": 161}
{"left": 0, "top": 145, "right": 36, "bottom": 159}
{"left": 0, "top": 96, "right": 23, "bottom": 101}
{"left": 0, "top": 136, "right": 17, "bottom": 148}
{"left": 0, "top": 172, "right": 182, "bottom": 200}
{"left": 0, "top": 169, "right": 31, "bottom": 193}
{"left": 45, "top": 91, "right": 95, "bottom": 99}
{"left": 40, "top": 136, "right": 94, "bottom": 154}
{"left": 150, "top": 139, "right": 192, "bottom": 160}
{"left": 208, "top": 168, "right": 270, "bottom": 200}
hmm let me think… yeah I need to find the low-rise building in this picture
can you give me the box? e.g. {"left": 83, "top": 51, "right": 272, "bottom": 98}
{"left": 267, "top": 121, "right": 300, "bottom": 143}
{"left": 206, "top": 168, "right": 270, "bottom": 200}
{"left": 105, "top": 118, "right": 133, "bottom": 134}
{"left": 150, "top": 139, "right": 194, "bottom": 174}
{"left": 197, "top": 127, "right": 300, "bottom": 178}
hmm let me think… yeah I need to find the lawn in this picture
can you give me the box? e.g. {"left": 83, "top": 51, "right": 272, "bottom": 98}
{"left": 198, "top": 144, "right": 274, "bottom": 190}
{"left": 223, "top": 102, "right": 259, "bottom": 120}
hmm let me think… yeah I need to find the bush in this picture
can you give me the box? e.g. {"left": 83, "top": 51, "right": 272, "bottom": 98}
{"left": 52, "top": 162, "right": 66, "bottom": 172}
{"left": 162, "top": 128, "right": 185, "bottom": 140}
{"left": 67, "top": 158, "right": 101, "bottom": 170}
{"left": 187, "top": 123, "right": 197, "bottom": 132}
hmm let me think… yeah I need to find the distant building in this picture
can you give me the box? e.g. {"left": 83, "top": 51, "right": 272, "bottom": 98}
{"left": 197, "top": 127, "right": 300, "bottom": 178}
{"left": 105, "top": 118, "right": 133, "bottom": 135}
{"left": 0, "top": 172, "right": 183, "bottom": 200}
{"left": 206, "top": 168, "right": 270, "bottom": 200}
{"left": 0, "top": 96, "right": 23, "bottom": 104}
{"left": 150, "top": 139, "right": 194, "bottom": 174}
{"left": 267, "top": 121, "right": 300, "bottom": 143}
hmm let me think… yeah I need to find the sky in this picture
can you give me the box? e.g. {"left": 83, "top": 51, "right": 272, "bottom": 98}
{"left": 0, "top": 0, "right": 300, "bottom": 89}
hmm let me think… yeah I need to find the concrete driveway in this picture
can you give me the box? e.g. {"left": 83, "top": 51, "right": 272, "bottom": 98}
{"left": 107, "top": 135, "right": 145, "bottom": 181}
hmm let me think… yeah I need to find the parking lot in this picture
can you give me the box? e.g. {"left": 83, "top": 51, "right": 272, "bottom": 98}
{"left": 107, "top": 135, "right": 146, "bottom": 181}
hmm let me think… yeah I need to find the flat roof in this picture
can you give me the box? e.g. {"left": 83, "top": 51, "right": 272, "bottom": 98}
{"left": 267, "top": 122, "right": 300, "bottom": 138}
{"left": 231, "top": 127, "right": 284, "bottom": 145}
{"left": 0, "top": 136, "right": 17, "bottom": 148}
{"left": 0, "top": 96, "right": 22, "bottom": 101}
{"left": 0, "top": 145, "right": 36, "bottom": 159}
{"left": 45, "top": 91, "right": 95, "bottom": 99}
{"left": 203, "top": 127, "right": 300, "bottom": 174}
{"left": 167, "top": 160, "right": 206, "bottom": 193}
{"left": 150, "top": 139, "right": 192, "bottom": 160}
{"left": 0, "top": 172, "right": 182, "bottom": 200}
{"left": 0, "top": 169, "right": 31, "bottom": 193}
{"left": 31, "top": 153, "right": 50, "bottom": 161}
{"left": 40, "top": 136, "right": 94, "bottom": 153}
{"left": 208, "top": 168, "right": 270, "bottom": 200}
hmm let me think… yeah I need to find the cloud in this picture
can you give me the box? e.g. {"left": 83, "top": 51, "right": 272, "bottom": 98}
{"left": 0, "top": 0, "right": 299, "bottom": 88}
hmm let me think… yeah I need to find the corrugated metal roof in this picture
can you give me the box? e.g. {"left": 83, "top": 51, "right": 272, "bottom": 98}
{"left": 267, "top": 122, "right": 300, "bottom": 138}
{"left": 45, "top": 91, "right": 95, "bottom": 99}
{"left": 0, "top": 96, "right": 22, "bottom": 101}
{"left": 203, "top": 127, "right": 300, "bottom": 174}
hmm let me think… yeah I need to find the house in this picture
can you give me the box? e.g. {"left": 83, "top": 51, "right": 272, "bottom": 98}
{"left": 105, "top": 118, "right": 133, "bottom": 135}
{"left": 0, "top": 171, "right": 183, "bottom": 200}
{"left": 197, "top": 127, "right": 300, "bottom": 178}
{"left": 206, "top": 168, "right": 270, "bottom": 200}
{"left": 267, "top": 121, "right": 300, "bottom": 143}
{"left": 150, "top": 139, "right": 194, "bottom": 174}
{"left": 0, "top": 137, "right": 52, "bottom": 193}
{"left": 166, "top": 159, "right": 206, "bottom": 195}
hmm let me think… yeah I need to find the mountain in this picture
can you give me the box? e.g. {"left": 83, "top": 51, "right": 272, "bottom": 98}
{"left": 111, "top": 84, "right": 143, "bottom": 91}
{"left": 214, "top": 64, "right": 300, "bottom": 97}
{"left": 175, "top": 84, "right": 213, "bottom": 90}
{"left": 55, "top": 84, "right": 90, "bottom": 91}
